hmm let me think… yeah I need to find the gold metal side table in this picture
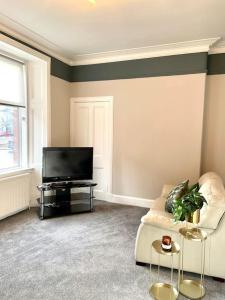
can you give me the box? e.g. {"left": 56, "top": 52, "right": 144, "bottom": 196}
{"left": 179, "top": 227, "right": 207, "bottom": 299}
{"left": 149, "top": 240, "right": 180, "bottom": 300}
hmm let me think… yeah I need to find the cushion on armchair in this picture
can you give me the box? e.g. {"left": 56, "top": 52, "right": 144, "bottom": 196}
{"left": 165, "top": 180, "right": 189, "bottom": 213}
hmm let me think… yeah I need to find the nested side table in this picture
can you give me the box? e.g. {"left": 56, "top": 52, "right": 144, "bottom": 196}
{"left": 179, "top": 227, "right": 207, "bottom": 299}
{"left": 149, "top": 240, "right": 180, "bottom": 300}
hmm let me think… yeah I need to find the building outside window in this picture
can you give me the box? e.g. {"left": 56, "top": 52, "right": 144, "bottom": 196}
{"left": 0, "top": 55, "right": 27, "bottom": 172}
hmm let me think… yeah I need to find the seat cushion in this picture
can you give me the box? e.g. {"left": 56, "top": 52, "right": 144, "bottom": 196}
{"left": 141, "top": 208, "right": 214, "bottom": 235}
{"left": 142, "top": 209, "right": 178, "bottom": 232}
{"left": 141, "top": 209, "right": 192, "bottom": 232}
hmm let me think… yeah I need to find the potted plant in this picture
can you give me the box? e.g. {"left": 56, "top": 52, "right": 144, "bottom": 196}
{"left": 172, "top": 183, "right": 207, "bottom": 223}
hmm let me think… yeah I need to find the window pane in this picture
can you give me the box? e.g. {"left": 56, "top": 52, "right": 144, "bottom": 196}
{"left": 0, "top": 105, "right": 20, "bottom": 170}
{"left": 0, "top": 56, "right": 25, "bottom": 106}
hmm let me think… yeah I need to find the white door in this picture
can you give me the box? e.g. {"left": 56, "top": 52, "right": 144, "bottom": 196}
{"left": 70, "top": 97, "right": 113, "bottom": 195}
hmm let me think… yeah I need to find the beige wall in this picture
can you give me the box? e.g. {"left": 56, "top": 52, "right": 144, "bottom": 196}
{"left": 50, "top": 73, "right": 225, "bottom": 199}
{"left": 70, "top": 74, "right": 206, "bottom": 198}
{"left": 51, "top": 76, "right": 71, "bottom": 146}
{"left": 202, "top": 75, "right": 225, "bottom": 182}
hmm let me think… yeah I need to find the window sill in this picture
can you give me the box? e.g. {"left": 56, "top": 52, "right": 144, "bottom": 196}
{"left": 0, "top": 168, "right": 34, "bottom": 180}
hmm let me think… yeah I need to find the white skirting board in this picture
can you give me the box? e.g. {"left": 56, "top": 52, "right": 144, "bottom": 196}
{"left": 0, "top": 173, "right": 31, "bottom": 220}
{"left": 94, "top": 190, "right": 154, "bottom": 208}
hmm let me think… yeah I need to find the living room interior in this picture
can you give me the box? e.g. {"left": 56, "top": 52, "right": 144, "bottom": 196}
{"left": 0, "top": 1, "right": 225, "bottom": 299}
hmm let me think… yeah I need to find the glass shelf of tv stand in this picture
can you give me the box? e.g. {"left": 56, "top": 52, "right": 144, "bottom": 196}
{"left": 37, "top": 193, "right": 95, "bottom": 205}
{"left": 37, "top": 194, "right": 95, "bottom": 219}
{"left": 37, "top": 181, "right": 97, "bottom": 219}
{"left": 37, "top": 181, "right": 97, "bottom": 191}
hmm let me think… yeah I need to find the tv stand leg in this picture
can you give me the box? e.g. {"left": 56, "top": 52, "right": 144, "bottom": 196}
{"left": 40, "top": 190, "right": 44, "bottom": 220}
{"left": 90, "top": 186, "right": 94, "bottom": 211}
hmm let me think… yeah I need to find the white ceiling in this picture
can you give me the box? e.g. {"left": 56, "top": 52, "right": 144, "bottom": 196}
{"left": 0, "top": 0, "right": 225, "bottom": 61}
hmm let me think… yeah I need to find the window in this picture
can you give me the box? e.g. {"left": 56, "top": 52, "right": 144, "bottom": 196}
{"left": 0, "top": 55, "right": 27, "bottom": 172}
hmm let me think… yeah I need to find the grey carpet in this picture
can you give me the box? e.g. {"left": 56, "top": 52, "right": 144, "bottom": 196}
{"left": 0, "top": 201, "right": 224, "bottom": 300}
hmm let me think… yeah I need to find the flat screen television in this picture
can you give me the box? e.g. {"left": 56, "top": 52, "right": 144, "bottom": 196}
{"left": 42, "top": 147, "right": 93, "bottom": 183}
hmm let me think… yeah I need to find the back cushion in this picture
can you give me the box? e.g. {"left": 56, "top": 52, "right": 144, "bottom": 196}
{"left": 165, "top": 180, "right": 189, "bottom": 213}
{"left": 199, "top": 172, "right": 224, "bottom": 186}
{"left": 199, "top": 178, "right": 225, "bottom": 207}
{"left": 198, "top": 173, "right": 225, "bottom": 229}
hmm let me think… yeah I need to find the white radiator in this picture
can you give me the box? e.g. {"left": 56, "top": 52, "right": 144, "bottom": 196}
{"left": 0, "top": 173, "right": 31, "bottom": 220}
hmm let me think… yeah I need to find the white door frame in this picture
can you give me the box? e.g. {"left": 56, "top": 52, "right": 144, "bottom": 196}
{"left": 70, "top": 96, "right": 113, "bottom": 195}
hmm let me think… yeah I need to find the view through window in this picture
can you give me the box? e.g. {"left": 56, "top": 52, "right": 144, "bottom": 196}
{"left": 0, "top": 55, "right": 27, "bottom": 172}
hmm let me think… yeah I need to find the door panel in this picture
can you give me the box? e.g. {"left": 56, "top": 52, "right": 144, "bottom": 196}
{"left": 70, "top": 99, "right": 111, "bottom": 194}
{"left": 93, "top": 104, "right": 105, "bottom": 168}
{"left": 70, "top": 103, "right": 91, "bottom": 146}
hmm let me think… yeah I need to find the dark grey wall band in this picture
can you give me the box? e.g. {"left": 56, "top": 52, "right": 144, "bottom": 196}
{"left": 1, "top": 31, "right": 225, "bottom": 81}
{"left": 71, "top": 53, "right": 208, "bottom": 82}
{"left": 207, "top": 54, "right": 225, "bottom": 75}
{"left": 50, "top": 57, "right": 72, "bottom": 82}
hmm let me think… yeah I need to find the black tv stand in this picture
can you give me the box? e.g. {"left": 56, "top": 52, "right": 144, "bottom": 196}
{"left": 37, "top": 181, "right": 97, "bottom": 220}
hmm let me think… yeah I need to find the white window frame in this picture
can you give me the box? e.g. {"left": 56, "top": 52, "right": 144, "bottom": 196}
{"left": 0, "top": 54, "right": 28, "bottom": 173}
{"left": 0, "top": 32, "right": 51, "bottom": 187}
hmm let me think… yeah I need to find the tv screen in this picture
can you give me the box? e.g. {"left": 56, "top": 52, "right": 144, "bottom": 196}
{"left": 42, "top": 147, "right": 93, "bottom": 183}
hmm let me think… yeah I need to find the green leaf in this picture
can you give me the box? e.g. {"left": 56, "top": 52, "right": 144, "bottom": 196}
{"left": 172, "top": 181, "right": 207, "bottom": 222}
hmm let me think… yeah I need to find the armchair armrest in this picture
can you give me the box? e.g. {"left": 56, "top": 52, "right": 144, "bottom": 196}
{"left": 161, "top": 184, "right": 175, "bottom": 198}
{"left": 151, "top": 185, "right": 175, "bottom": 211}
{"left": 152, "top": 197, "right": 167, "bottom": 211}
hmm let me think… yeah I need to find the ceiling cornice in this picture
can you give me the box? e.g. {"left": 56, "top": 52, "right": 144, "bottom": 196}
{"left": 71, "top": 38, "right": 220, "bottom": 66}
{"left": 0, "top": 16, "right": 72, "bottom": 65}
{"left": 209, "top": 40, "right": 225, "bottom": 55}
{"left": 0, "top": 15, "right": 223, "bottom": 67}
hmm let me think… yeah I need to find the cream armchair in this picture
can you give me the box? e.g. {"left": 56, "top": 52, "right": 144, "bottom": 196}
{"left": 135, "top": 172, "right": 225, "bottom": 279}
